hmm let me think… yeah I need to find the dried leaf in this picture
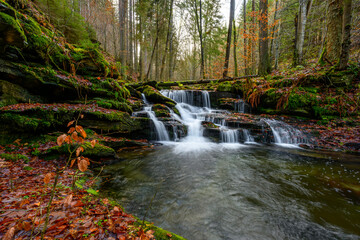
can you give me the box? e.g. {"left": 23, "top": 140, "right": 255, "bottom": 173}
{"left": 67, "top": 120, "right": 75, "bottom": 127}
{"left": 63, "top": 194, "right": 73, "bottom": 207}
{"left": 90, "top": 139, "right": 97, "bottom": 148}
{"left": 65, "top": 135, "right": 72, "bottom": 144}
{"left": 3, "top": 227, "right": 15, "bottom": 240}
{"left": 23, "top": 221, "right": 31, "bottom": 231}
{"left": 71, "top": 132, "right": 78, "bottom": 141}
{"left": 57, "top": 134, "right": 67, "bottom": 146}
{"left": 70, "top": 158, "right": 76, "bottom": 168}
{"left": 76, "top": 146, "right": 84, "bottom": 157}
{"left": 43, "top": 172, "right": 53, "bottom": 184}
{"left": 78, "top": 159, "right": 88, "bottom": 172}
{"left": 68, "top": 127, "right": 75, "bottom": 134}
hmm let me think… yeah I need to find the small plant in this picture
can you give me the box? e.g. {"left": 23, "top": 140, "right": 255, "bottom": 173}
{"left": 40, "top": 115, "right": 97, "bottom": 239}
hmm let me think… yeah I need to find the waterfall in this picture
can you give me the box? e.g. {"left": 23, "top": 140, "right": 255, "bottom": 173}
{"left": 135, "top": 90, "right": 308, "bottom": 147}
{"left": 243, "top": 129, "right": 255, "bottom": 143}
{"left": 234, "top": 99, "right": 245, "bottom": 113}
{"left": 220, "top": 128, "right": 239, "bottom": 143}
{"left": 134, "top": 95, "right": 170, "bottom": 141}
{"left": 263, "top": 119, "right": 307, "bottom": 144}
{"left": 161, "top": 90, "right": 211, "bottom": 108}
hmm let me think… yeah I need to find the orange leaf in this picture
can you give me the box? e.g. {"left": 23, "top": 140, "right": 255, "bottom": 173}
{"left": 57, "top": 134, "right": 67, "bottom": 146}
{"left": 72, "top": 132, "right": 78, "bottom": 142}
{"left": 70, "top": 158, "right": 76, "bottom": 168}
{"left": 68, "top": 127, "right": 75, "bottom": 134}
{"left": 76, "top": 146, "right": 84, "bottom": 157}
{"left": 65, "top": 135, "right": 72, "bottom": 144}
{"left": 23, "top": 221, "right": 31, "bottom": 231}
{"left": 67, "top": 120, "right": 75, "bottom": 127}
{"left": 63, "top": 194, "right": 73, "bottom": 207}
{"left": 78, "top": 159, "right": 88, "bottom": 172}
{"left": 75, "top": 125, "right": 83, "bottom": 133}
{"left": 3, "top": 227, "right": 15, "bottom": 240}
{"left": 44, "top": 173, "right": 53, "bottom": 184}
{"left": 90, "top": 139, "right": 97, "bottom": 148}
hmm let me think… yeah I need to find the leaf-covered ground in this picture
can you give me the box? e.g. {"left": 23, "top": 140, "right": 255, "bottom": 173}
{"left": 0, "top": 142, "right": 159, "bottom": 240}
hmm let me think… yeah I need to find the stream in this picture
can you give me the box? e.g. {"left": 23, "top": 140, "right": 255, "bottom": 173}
{"left": 99, "top": 90, "right": 360, "bottom": 240}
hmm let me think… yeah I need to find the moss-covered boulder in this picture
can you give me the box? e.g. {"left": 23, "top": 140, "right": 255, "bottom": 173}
{"left": 217, "top": 81, "right": 233, "bottom": 92}
{"left": 141, "top": 85, "right": 176, "bottom": 107}
{"left": 0, "top": 2, "right": 27, "bottom": 50}
{"left": 152, "top": 104, "right": 171, "bottom": 118}
{"left": 0, "top": 103, "right": 143, "bottom": 134}
{"left": 0, "top": 80, "right": 43, "bottom": 107}
{"left": 44, "top": 142, "right": 116, "bottom": 160}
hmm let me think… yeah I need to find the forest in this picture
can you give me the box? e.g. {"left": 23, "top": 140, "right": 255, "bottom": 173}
{"left": 0, "top": 0, "right": 360, "bottom": 239}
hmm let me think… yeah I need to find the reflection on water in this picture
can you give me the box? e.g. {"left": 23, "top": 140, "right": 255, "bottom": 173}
{"left": 99, "top": 144, "right": 360, "bottom": 240}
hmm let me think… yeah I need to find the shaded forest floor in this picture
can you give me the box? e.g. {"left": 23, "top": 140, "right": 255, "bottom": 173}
{"left": 0, "top": 141, "right": 178, "bottom": 240}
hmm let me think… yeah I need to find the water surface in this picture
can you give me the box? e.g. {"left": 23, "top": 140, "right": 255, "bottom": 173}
{"left": 99, "top": 144, "right": 360, "bottom": 240}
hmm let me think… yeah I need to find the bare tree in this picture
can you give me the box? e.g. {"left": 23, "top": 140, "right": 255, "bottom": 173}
{"left": 223, "top": 0, "right": 235, "bottom": 78}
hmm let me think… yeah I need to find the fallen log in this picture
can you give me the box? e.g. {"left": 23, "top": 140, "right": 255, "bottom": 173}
{"left": 157, "top": 75, "right": 259, "bottom": 87}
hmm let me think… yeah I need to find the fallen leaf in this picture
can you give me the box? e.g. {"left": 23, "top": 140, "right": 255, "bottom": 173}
{"left": 3, "top": 227, "right": 15, "bottom": 240}
{"left": 63, "top": 194, "right": 73, "bottom": 207}
{"left": 44, "top": 172, "right": 53, "bottom": 184}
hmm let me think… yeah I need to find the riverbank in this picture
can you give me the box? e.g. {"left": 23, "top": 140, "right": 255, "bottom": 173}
{"left": 0, "top": 142, "right": 184, "bottom": 240}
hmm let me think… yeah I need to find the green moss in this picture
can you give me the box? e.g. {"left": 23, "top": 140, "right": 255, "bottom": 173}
{"left": 88, "top": 111, "right": 130, "bottom": 122}
{"left": 93, "top": 98, "right": 133, "bottom": 113}
{"left": 46, "top": 142, "right": 115, "bottom": 159}
{"left": 134, "top": 221, "right": 186, "bottom": 240}
{"left": 0, "top": 112, "right": 51, "bottom": 131}
{"left": 142, "top": 85, "right": 176, "bottom": 107}
{"left": 0, "top": 11, "right": 27, "bottom": 42}
{"left": 286, "top": 89, "right": 318, "bottom": 111}
{"left": 152, "top": 104, "right": 171, "bottom": 118}
{"left": 217, "top": 81, "right": 232, "bottom": 92}
{"left": 0, "top": 153, "right": 28, "bottom": 162}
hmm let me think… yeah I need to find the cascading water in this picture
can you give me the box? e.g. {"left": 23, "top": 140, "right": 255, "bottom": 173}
{"left": 234, "top": 99, "right": 245, "bottom": 113}
{"left": 134, "top": 95, "right": 170, "bottom": 141}
{"left": 243, "top": 129, "right": 255, "bottom": 143}
{"left": 220, "top": 128, "right": 239, "bottom": 143}
{"left": 135, "top": 90, "right": 308, "bottom": 147}
{"left": 161, "top": 90, "right": 211, "bottom": 108}
{"left": 263, "top": 119, "right": 307, "bottom": 145}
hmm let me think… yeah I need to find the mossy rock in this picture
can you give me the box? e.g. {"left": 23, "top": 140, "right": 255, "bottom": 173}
{"left": 141, "top": 85, "right": 176, "bottom": 107}
{"left": 152, "top": 104, "right": 171, "bottom": 118}
{"left": 134, "top": 220, "right": 186, "bottom": 240}
{"left": 217, "top": 81, "right": 232, "bottom": 92}
{"left": 44, "top": 142, "right": 116, "bottom": 160}
{"left": 0, "top": 153, "right": 28, "bottom": 162}
{"left": 79, "top": 112, "right": 143, "bottom": 133}
{"left": 0, "top": 80, "right": 43, "bottom": 107}
{"left": 0, "top": 4, "right": 27, "bottom": 50}
{"left": 92, "top": 98, "right": 133, "bottom": 113}
{"left": 0, "top": 112, "right": 53, "bottom": 132}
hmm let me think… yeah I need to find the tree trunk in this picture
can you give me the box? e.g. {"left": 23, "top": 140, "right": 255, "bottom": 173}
{"left": 160, "top": 0, "right": 174, "bottom": 80}
{"left": 270, "top": 0, "right": 280, "bottom": 67}
{"left": 251, "top": 0, "right": 256, "bottom": 74}
{"left": 233, "top": 20, "right": 238, "bottom": 77}
{"left": 128, "top": 0, "right": 134, "bottom": 69}
{"left": 194, "top": 0, "right": 205, "bottom": 79}
{"left": 119, "top": 0, "right": 128, "bottom": 72}
{"left": 258, "top": 0, "right": 271, "bottom": 75}
{"left": 294, "top": 0, "right": 312, "bottom": 66}
{"left": 337, "top": 0, "right": 352, "bottom": 70}
{"left": 324, "top": 0, "right": 343, "bottom": 64}
{"left": 243, "top": 0, "right": 248, "bottom": 75}
{"left": 274, "top": 19, "right": 281, "bottom": 69}
{"left": 223, "top": 0, "right": 235, "bottom": 78}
